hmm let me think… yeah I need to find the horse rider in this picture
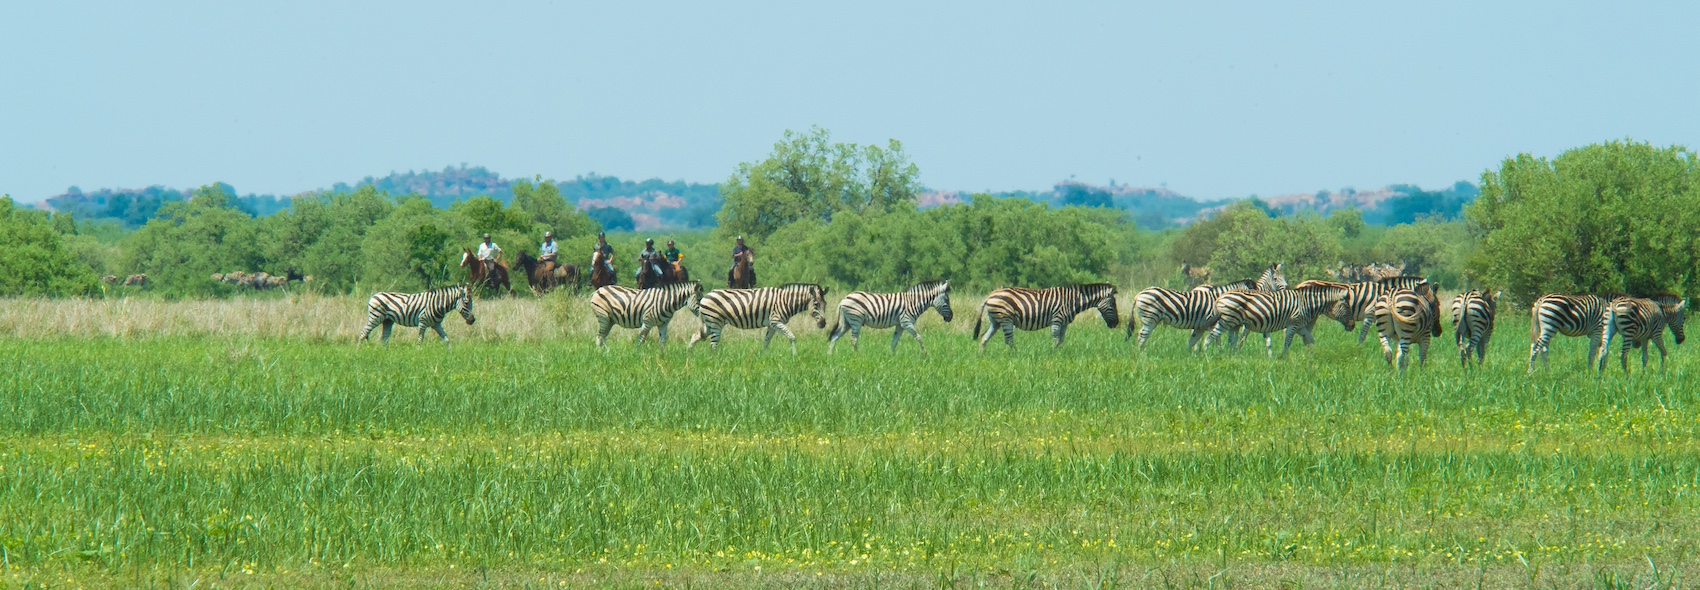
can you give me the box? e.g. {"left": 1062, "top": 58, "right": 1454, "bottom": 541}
{"left": 593, "top": 232, "right": 616, "bottom": 275}
{"left": 538, "top": 231, "right": 559, "bottom": 274}
{"left": 729, "top": 235, "right": 755, "bottom": 286}
{"left": 476, "top": 233, "right": 503, "bottom": 275}
{"left": 636, "top": 238, "right": 664, "bottom": 280}
{"left": 663, "top": 240, "right": 682, "bottom": 266}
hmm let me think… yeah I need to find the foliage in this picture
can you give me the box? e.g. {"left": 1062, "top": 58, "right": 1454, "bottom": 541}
{"left": 1468, "top": 140, "right": 1700, "bottom": 304}
{"left": 718, "top": 127, "right": 920, "bottom": 241}
{"left": 1171, "top": 202, "right": 1341, "bottom": 282}
{"left": 759, "top": 196, "right": 1119, "bottom": 292}
{"left": 45, "top": 183, "right": 291, "bottom": 228}
{"left": 261, "top": 186, "right": 393, "bottom": 293}
{"left": 511, "top": 179, "right": 600, "bottom": 240}
{"left": 1377, "top": 181, "right": 1479, "bottom": 225}
{"left": 1375, "top": 219, "right": 1470, "bottom": 286}
{"left": 585, "top": 206, "right": 634, "bottom": 232}
{"left": 0, "top": 197, "right": 100, "bottom": 296}
{"left": 120, "top": 185, "right": 266, "bottom": 297}
{"left": 360, "top": 197, "right": 470, "bottom": 291}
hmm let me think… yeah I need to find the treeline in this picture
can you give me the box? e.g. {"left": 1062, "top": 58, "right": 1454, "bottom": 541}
{"left": 4, "top": 136, "right": 1696, "bottom": 305}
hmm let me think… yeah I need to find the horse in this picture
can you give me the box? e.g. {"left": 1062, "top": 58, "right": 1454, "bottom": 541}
{"left": 460, "top": 248, "right": 513, "bottom": 296}
{"left": 671, "top": 259, "right": 690, "bottom": 283}
{"left": 636, "top": 255, "right": 677, "bottom": 289}
{"left": 589, "top": 250, "right": 617, "bottom": 290}
{"left": 727, "top": 251, "right": 755, "bottom": 289}
{"left": 516, "top": 251, "right": 581, "bottom": 296}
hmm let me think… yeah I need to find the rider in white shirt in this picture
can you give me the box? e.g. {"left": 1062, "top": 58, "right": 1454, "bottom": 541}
{"left": 476, "top": 234, "right": 502, "bottom": 274}
{"left": 538, "top": 232, "right": 558, "bottom": 273}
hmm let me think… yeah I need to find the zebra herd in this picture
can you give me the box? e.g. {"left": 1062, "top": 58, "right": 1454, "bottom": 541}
{"left": 353, "top": 266, "right": 1688, "bottom": 374}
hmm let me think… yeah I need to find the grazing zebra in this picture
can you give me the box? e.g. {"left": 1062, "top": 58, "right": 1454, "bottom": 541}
{"left": 1451, "top": 290, "right": 1500, "bottom": 367}
{"left": 1129, "top": 284, "right": 1248, "bottom": 350}
{"left": 1371, "top": 282, "right": 1443, "bottom": 371}
{"left": 1527, "top": 293, "right": 1612, "bottom": 371}
{"left": 688, "top": 283, "right": 829, "bottom": 353}
{"left": 590, "top": 281, "right": 704, "bottom": 350}
{"left": 1596, "top": 295, "right": 1687, "bottom": 373}
{"left": 356, "top": 285, "right": 476, "bottom": 346}
{"left": 1206, "top": 284, "right": 1349, "bottom": 357}
{"left": 828, "top": 279, "right": 953, "bottom": 353}
{"left": 974, "top": 284, "right": 1119, "bottom": 352}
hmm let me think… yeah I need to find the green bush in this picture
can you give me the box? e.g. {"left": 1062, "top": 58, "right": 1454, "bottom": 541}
{"left": 0, "top": 197, "right": 100, "bottom": 296}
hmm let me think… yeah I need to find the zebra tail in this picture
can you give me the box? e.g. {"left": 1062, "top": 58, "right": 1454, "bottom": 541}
{"left": 827, "top": 308, "right": 842, "bottom": 340}
{"left": 1529, "top": 303, "right": 1541, "bottom": 344}
{"left": 972, "top": 301, "right": 986, "bottom": 341}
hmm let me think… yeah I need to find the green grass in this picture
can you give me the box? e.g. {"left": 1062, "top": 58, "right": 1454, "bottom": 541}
{"left": 2, "top": 305, "right": 1698, "bottom": 588}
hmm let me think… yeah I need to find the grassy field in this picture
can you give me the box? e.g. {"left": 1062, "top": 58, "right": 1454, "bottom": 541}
{"left": 2, "top": 293, "right": 1698, "bottom": 588}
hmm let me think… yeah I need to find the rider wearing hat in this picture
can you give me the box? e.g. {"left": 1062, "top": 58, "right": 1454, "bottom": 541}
{"left": 663, "top": 240, "right": 682, "bottom": 264}
{"left": 728, "top": 236, "right": 754, "bottom": 286}
{"left": 594, "top": 232, "right": 615, "bottom": 275}
{"left": 538, "top": 231, "right": 558, "bottom": 274}
{"left": 476, "top": 233, "right": 502, "bottom": 275}
{"left": 636, "top": 238, "right": 663, "bottom": 280}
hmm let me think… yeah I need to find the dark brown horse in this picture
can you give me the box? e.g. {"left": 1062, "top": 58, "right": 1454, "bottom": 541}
{"left": 727, "top": 251, "right": 755, "bottom": 289}
{"left": 589, "top": 249, "right": 617, "bottom": 290}
{"left": 516, "top": 251, "right": 581, "bottom": 296}
{"left": 460, "top": 248, "right": 512, "bottom": 296}
{"left": 636, "top": 255, "right": 687, "bottom": 289}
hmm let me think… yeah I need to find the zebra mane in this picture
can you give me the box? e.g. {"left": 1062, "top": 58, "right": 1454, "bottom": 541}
{"left": 427, "top": 284, "right": 469, "bottom": 297}
{"left": 906, "top": 279, "right": 948, "bottom": 293}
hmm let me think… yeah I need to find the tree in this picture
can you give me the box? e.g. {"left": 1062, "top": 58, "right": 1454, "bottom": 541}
{"left": 717, "top": 127, "right": 920, "bottom": 241}
{"left": 120, "top": 184, "right": 264, "bottom": 297}
{"left": 0, "top": 197, "right": 99, "bottom": 296}
{"left": 511, "top": 179, "right": 598, "bottom": 240}
{"left": 1375, "top": 220, "right": 1462, "bottom": 280}
{"left": 1327, "top": 208, "right": 1365, "bottom": 239}
{"left": 1173, "top": 202, "right": 1340, "bottom": 282}
{"left": 361, "top": 197, "right": 470, "bottom": 291}
{"left": 584, "top": 207, "right": 634, "bottom": 232}
{"left": 262, "top": 186, "right": 393, "bottom": 293}
{"left": 1467, "top": 141, "right": 1700, "bottom": 304}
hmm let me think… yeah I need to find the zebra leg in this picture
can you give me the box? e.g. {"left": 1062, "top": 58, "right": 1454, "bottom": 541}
{"left": 1397, "top": 338, "right": 1411, "bottom": 372}
{"left": 1358, "top": 319, "right": 1372, "bottom": 345}
{"left": 890, "top": 325, "right": 904, "bottom": 352}
{"left": 763, "top": 325, "right": 777, "bottom": 350}
{"left": 1051, "top": 321, "right": 1068, "bottom": 349}
{"left": 1596, "top": 323, "right": 1616, "bottom": 373}
{"left": 1640, "top": 339, "right": 1650, "bottom": 371}
{"left": 357, "top": 319, "right": 379, "bottom": 346}
{"left": 596, "top": 317, "right": 614, "bottom": 348}
{"left": 977, "top": 317, "right": 998, "bottom": 354}
{"left": 1416, "top": 334, "right": 1429, "bottom": 366}
{"left": 635, "top": 323, "right": 653, "bottom": 346}
{"left": 1138, "top": 322, "right": 1157, "bottom": 349}
{"left": 1185, "top": 328, "right": 1206, "bottom": 351}
{"left": 657, "top": 323, "right": 670, "bottom": 351}
{"left": 431, "top": 324, "right": 450, "bottom": 345}
{"left": 1653, "top": 335, "right": 1669, "bottom": 372}
{"left": 1002, "top": 323, "right": 1016, "bottom": 349}
{"left": 851, "top": 324, "right": 862, "bottom": 352}
{"left": 771, "top": 322, "right": 799, "bottom": 354}
{"left": 380, "top": 321, "right": 394, "bottom": 345}
{"left": 907, "top": 321, "right": 926, "bottom": 354}
{"left": 687, "top": 324, "right": 706, "bottom": 350}
{"left": 417, "top": 324, "right": 429, "bottom": 343}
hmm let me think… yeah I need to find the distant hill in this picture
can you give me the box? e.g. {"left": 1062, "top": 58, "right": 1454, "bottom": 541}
{"left": 41, "top": 166, "right": 725, "bottom": 230}
{"left": 922, "top": 180, "right": 1478, "bottom": 228}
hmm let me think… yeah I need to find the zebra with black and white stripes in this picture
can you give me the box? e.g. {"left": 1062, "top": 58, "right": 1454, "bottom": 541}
{"left": 1451, "top": 290, "right": 1499, "bottom": 367}
{"left": 1128, "top": 282, "right": 1254, "bottom": 350}
{"left": 590, "top": 281, "right": 704, "bottom": 349}
{"left": 1258, "top": 263, "right": 1289, "bottom": 291}
{"left": 827, "top": 279, "right": 953, "bottom": 353}
{"left": 1295, "top": 276, "right": 1427, "bottom": 344}
{"left": 688, "top": 283, "right": 829, "bottom": 353}
{"left": 1371, "top": 282, "right": 1443, "bottom": 371}
{"left": 974, "top": 284, "right": 1119, "bottom": 352}
{"left": 356, "top": 284, "right": 476, "bottom": 346}
{"left": 1596, "top": 295, "right": 1687, "bottom": 373}
{"left": 1206, "top": 284, "right": 1349, "bottom": 357}
{"left": 1527, "top": 293, "right": 1612, "bottom": 371}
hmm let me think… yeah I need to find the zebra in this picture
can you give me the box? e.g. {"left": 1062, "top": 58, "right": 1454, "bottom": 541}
{"left": 1451, "top": 290, "right": 1500, "bottom": 367}
{"left": 590, "top": 281, "right": 704, "bottom": 350}
{"left": 1129, "top": 284, "right": 1249, "bottom": 350}
{"left": 1370, "top": 282, "right": 1443, "bottom": 371}
{"left": 1596, "top": 295, "right": 1687, "bottom": 373}
{"left": 827, "top": 279, "right": 953, "bottom": 353}
{"left": 1206, "top": 284, "right": 1349, "bottom": 357}
{"left": 1527, "top": 293, "right": 1612, "bottom": 371}
{"left": 1258, "top": 263, "right": 1289, "bottom": 291}
{"left": 974, "top": 284, "right": 1119, "bottom": 352}
{"left": 687, "top": 283, "right": 829, "bottom": 353}
{"left": 356, "top": 285, "right": 476, "bottom": 346}
{"left": 1294, "top": 276, "right": 1427, "bottom": 344}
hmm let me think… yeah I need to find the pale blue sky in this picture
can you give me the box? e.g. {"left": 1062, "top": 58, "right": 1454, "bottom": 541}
{"left": 3, "top": 1, "right": 1696, "bottom": 203}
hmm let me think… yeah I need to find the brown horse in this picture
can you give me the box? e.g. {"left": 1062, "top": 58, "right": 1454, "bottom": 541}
{"left": 589, "top": 250, "right": 617, "bottom": 290}
{"left": 516, "top": 251, "right": 581, "bottom": 295}
{"left": 727, "top": 251, "right": 755, "bottom": 289}
{"left": 460, "top": 248, "right": 512, "bottom": 296}
{"left": 637, "top": 255, "right": 686, "bottom": 289}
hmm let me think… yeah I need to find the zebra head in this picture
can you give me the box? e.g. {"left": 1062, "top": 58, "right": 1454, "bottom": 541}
{"left": 1260, "top": 263, "right": 1288, "bottom": 291}
{"left": 681, "top": 281, "right": 705, "bottom": 316}
{"left": 1084, "top": 283, "right": 1120, "bottom": 329}
{"left": 1655, "top": 295, "right": 1686, "bottom": 345}
{"left": 457, "top": 284, "right": 476, "bottom": 325}
{"left": 910, "top": 279, "right": 953, "bottom": 322}
{"left": 808, "top": 284, "right": 829, "bottom": 329}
